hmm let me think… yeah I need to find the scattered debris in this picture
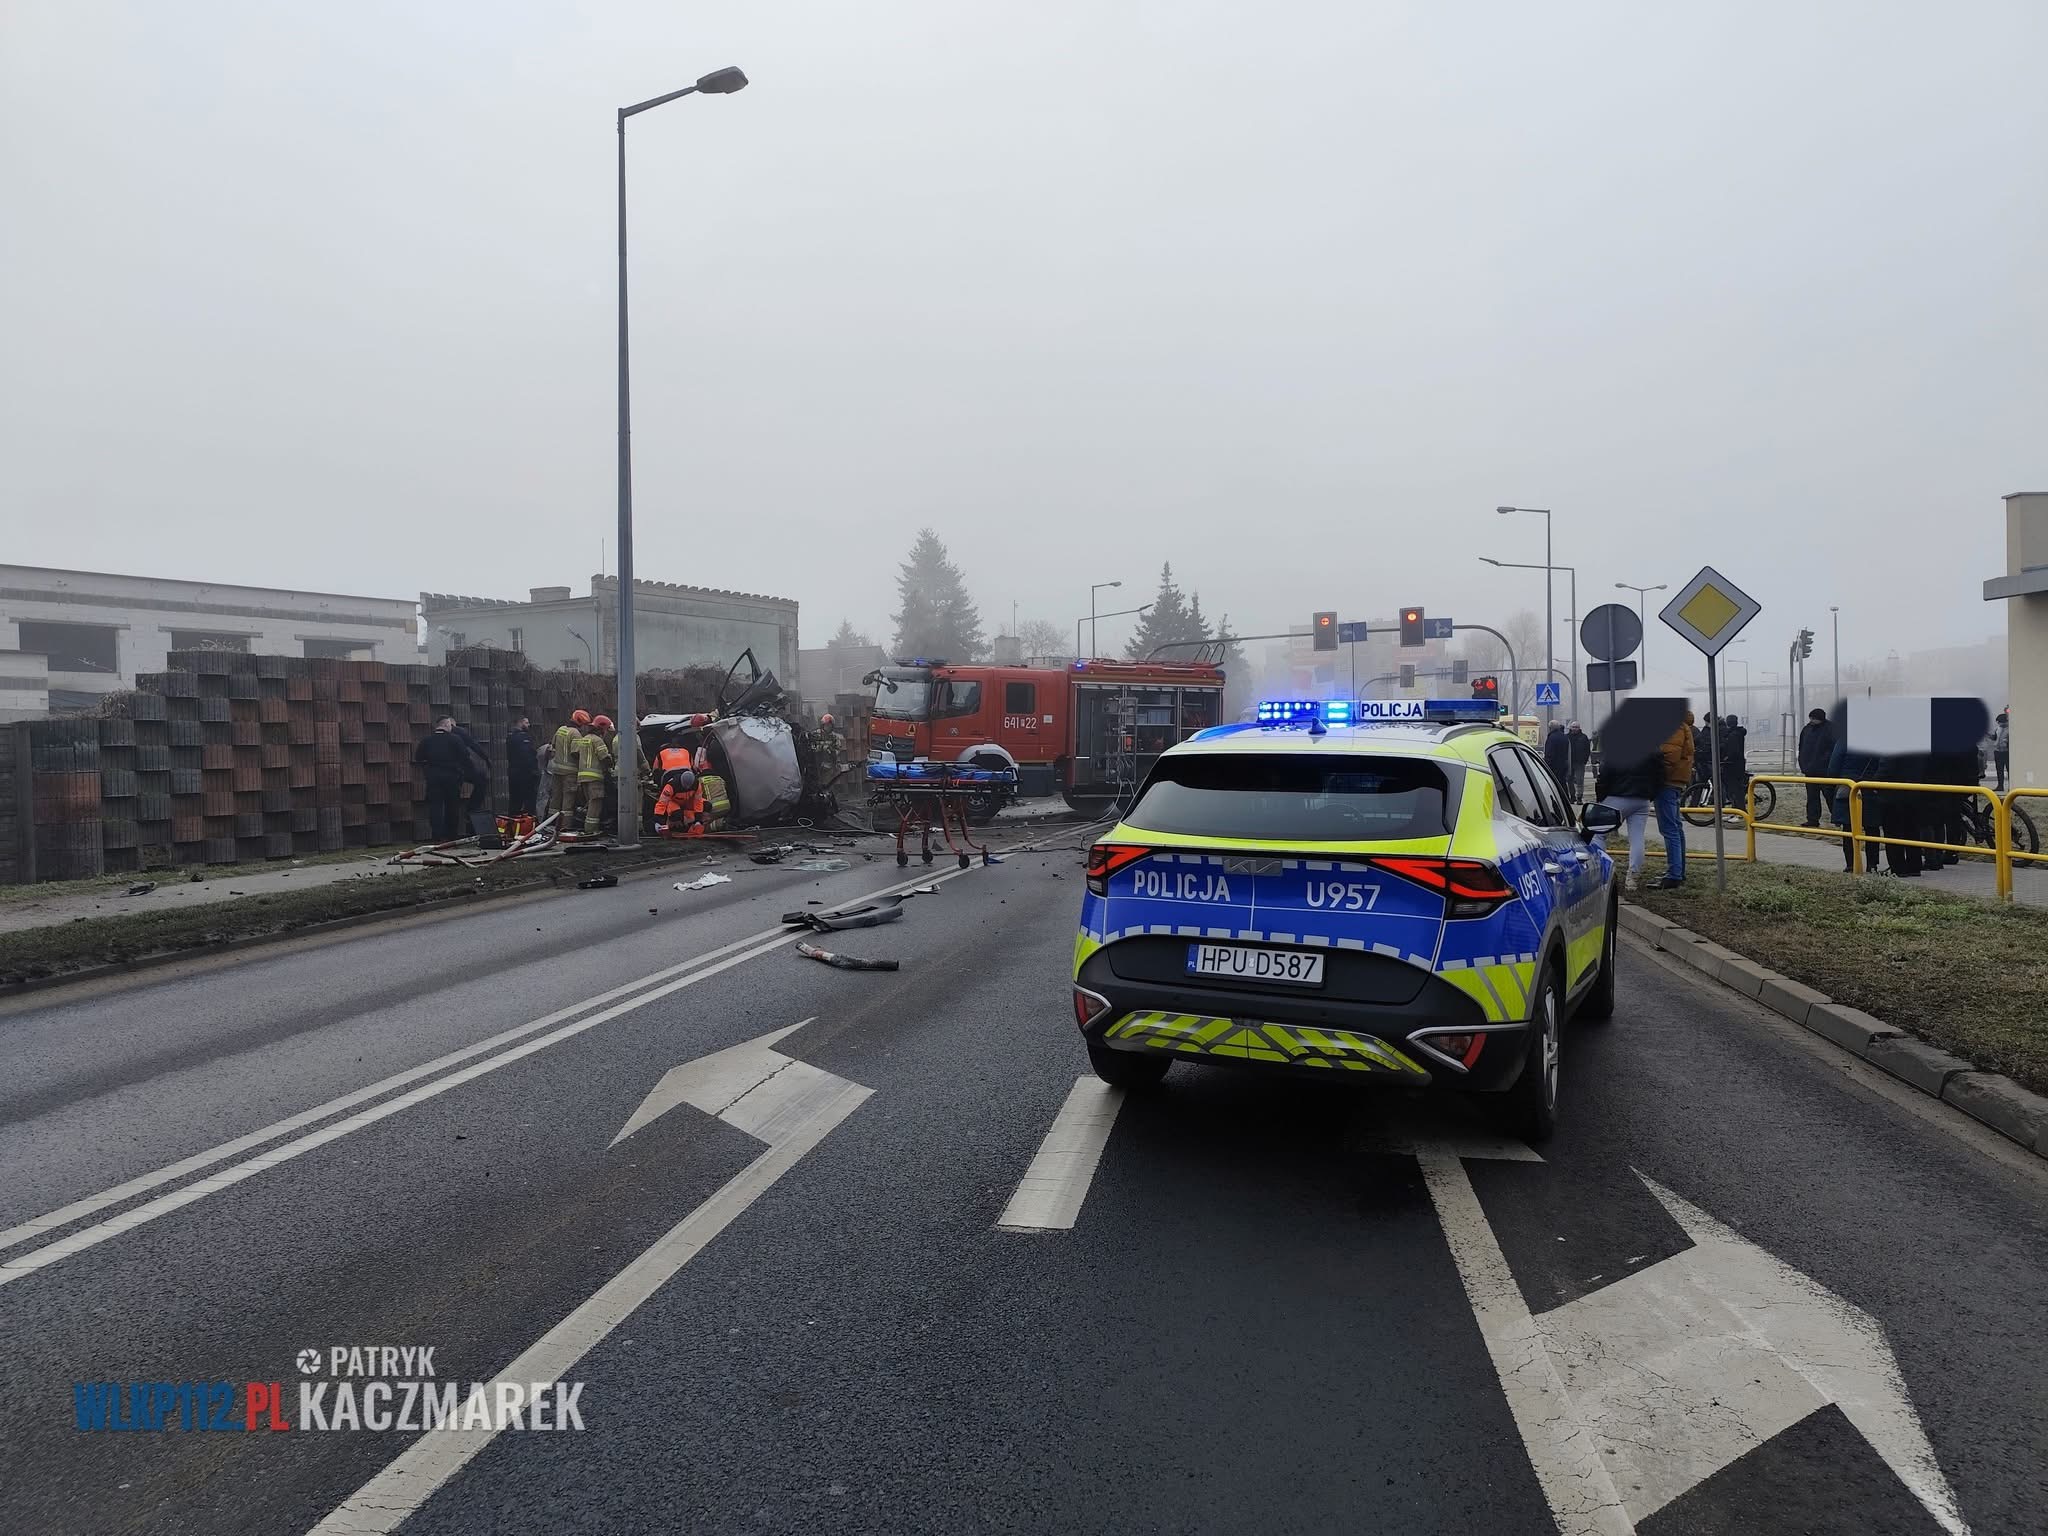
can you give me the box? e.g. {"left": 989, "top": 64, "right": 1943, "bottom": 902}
{"left": 123, "top": 882, "right": 157, "bottom": 897}
{"left": 228, "top": 890, "right": 245, "bottom": 896}
{"left": 795, "top": 940, "right": 899, "bottom": 973}
{"left": 905, "top": 884, "right": 940, "bottom": 896}
{"left": 781, "top": 896, "right": 906, "bottom": 932}
{"left": 187, "top": 872, "right": 201, "bottom": 883}
{"left": 790, "top": 858, "right": 850, "bottom": 873}
{"left": 577, "top": 874, "right": 618, "bottom": 890}
{"left": 676, "top": 873, "right": 733, "bottom": 891}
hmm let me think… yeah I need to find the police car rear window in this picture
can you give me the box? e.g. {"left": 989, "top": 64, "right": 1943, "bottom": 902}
{"left": 1124, "top": 754, "right": 1457, "bottom": 842}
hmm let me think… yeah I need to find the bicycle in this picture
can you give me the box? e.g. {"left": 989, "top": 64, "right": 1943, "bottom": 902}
{"left": 1680, "top": 775, "right": 1773, "bottom": 827}
{"left": 1957, "top": 796, "right": 2041, "bottom": 860}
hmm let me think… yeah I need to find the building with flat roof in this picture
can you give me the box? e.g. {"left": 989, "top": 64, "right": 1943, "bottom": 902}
{"left": 0, "top": 565, "right": 418, "bottom": 713}
{"left": 420, "top": 576, "right": 798, "bottom": 683}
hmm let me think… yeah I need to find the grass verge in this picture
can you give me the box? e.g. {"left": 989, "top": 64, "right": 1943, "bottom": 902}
{"left": 0, "top": 840, "right": 748, "bottom": 988}
{"left": 1631, "top": 862, "right": 2048, "bottom": 1096}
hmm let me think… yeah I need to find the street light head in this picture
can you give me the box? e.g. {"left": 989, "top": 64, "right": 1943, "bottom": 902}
{"left": 696, "top": 66, "right": 748, "bottom": 93}
{"left": 1495, "top": 506, "right": 1515, "bottom": 515}
{"left": 1479, "top": 557, "right": 1502, "bottom": 567}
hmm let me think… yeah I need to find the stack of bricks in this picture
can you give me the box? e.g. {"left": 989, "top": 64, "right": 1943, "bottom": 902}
{"left": 3, "top": 651, "right": 726, "bottom": 883}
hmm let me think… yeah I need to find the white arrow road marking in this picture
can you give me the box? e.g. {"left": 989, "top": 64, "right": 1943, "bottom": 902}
{"left": 1420, "top": 1145, "right": 1970, "bottom": 1536}
{"left": 1418, "top": 1145, "right": 1637, "bottom": 1536}
{"left": 0, "top": 864, "right": 974, "bottom": 1288}
{"left": 307, "top": 1026, "right": 873, "bottom": 1536}
{"left": 1539, "top": 1175, "right": 1969, "bottom": 1534}
{"left": 610, "top": 1019, "right": 846, "bottom": 1148}
{"left": 996, "top": 1077, "right": 1124, "bottom": 1231}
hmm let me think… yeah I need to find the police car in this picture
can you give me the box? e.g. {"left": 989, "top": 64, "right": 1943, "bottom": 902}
{"left": 1071, "top": 698, "right": 1622, "bottom": 1140}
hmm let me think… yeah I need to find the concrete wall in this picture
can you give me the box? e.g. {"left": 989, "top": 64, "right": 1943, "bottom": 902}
{"left": 421, "top": 578, "right": 797, "bottom": 685}
{"left": 0, "top": 565, "right": 417, "bottom": 707}
{"left": 0, "top": 650, "right": 49, "bottom": 723}
{"left": 799, "top": 644, "right": 887, "bottom": 710}
{"left": 421, "top": 597, "right": 602, "bottom": 672}
{"left": 2001, "top": 493, "right": 2048, "bottom": 789}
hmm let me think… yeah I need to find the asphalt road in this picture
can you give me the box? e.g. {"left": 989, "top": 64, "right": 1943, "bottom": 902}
{"left": 1, "top": 831, "right": 2044, "bottom": 1535}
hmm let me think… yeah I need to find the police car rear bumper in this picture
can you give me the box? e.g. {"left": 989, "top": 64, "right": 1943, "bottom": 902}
{"left": 1074, "top": 949, "right": 1531, "bottom": 1091}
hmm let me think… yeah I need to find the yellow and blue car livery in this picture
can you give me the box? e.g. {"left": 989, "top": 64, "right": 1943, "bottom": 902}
{"left": 1071, "top": 699, "right": 1617, "bottom": 1128}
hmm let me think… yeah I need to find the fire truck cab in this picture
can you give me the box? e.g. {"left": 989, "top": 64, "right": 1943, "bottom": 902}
{"left": 867, "top": 659, "right": 1226, "bottom": 815}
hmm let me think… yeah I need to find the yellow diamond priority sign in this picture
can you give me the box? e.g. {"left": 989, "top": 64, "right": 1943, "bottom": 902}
{"left": 1660, "top": 565, "right": 1760, "bottom": 657}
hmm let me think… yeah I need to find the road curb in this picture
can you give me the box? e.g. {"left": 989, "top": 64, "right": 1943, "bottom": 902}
{"left": 1618, "top": 901, "right": 2048, "bottom": 1161}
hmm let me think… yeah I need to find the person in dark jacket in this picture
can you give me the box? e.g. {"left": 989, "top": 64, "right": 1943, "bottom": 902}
{"left": 1827, "top": 737, "right": 1880, "bottom": 872}
{"left": 506, "top": 714, "right": 540, "bottom": 817}
{"left": 1797, "top": 709, "right": 1834, "bottom": 825}
{"left": 450, "top": 721, "right": 492, "bottom": 836}
{"left": 1718, "top": 715, "right": 1748, "bottom": 806}
{"left": 412, "top": 717, "right": 469, "bottom": 841}
{"left": 1542, "top": 724, "right": 1570, "bottom": 791}
{"left": 1566, "top": 722, "right": 1592, "bottom": 804}
{"left": 1595, "top": 745, "right": 1662, "bottom": 889}
{"left": 1871, "top": 752, "right": 1924, "bottom": 876}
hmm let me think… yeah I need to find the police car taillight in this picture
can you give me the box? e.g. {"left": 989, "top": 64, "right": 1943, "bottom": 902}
{"left": 1073, "top": 985, "right": 1113, "bottom": 1028}
{"left": 1085, "top": 843, "right": 1150, "bottom": 896}
{"left": 1372, "top": 857, "right": 1514, "bottom": 918}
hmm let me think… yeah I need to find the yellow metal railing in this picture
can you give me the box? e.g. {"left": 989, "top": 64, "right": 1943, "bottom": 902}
{"left": 1721, "top": 773, "right": 2033, "bottom": 900}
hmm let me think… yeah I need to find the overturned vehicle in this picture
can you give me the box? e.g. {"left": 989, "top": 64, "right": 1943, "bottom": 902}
{"left": 636, "top": 650, "right": 844, "bottom": 835}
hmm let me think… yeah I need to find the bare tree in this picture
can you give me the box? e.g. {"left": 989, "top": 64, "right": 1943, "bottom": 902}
{"left": 1017, "top": 618, "right": 1068, "bottom": 659}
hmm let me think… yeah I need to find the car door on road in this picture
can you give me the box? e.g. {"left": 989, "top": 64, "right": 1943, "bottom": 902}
{"left": 1490, "top": 746, "right": 1594, "bottom": 985}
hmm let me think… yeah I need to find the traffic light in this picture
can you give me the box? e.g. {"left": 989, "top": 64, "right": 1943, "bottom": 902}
{"left": 1400, "top": 607, "right": 1425, "bottom": 647}
{"left": 1798, "top": 627, "right": 1815, "bottom": 660}
{"left": 1472, "top": 675, "right": 1499, "bottom": 701}
{"left": 1311, "top": 611, "right": 1337, "bottom": 652}
{"left": 1451, "top": 658, "right": 1469, "bottom": 685}
{"left": 1398, "top": 664, "right": 1416, "bottom": 690}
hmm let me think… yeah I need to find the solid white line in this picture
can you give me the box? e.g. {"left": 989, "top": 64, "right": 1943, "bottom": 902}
{"left": 995, "top": 1077, "right": 1123, "bottom": 1231}
{"left": 1416, "top": 1148, "right": 1636, "bottom": 1536}
{"left": 306, "top": 1080, "right": 873, "bottom": 1536}
{"left": 0, "top": 930, "right": 803, "bottom": 1289}
{"left": 0, "top": 864, "right": 977, "bottom": 1285}
{"left": 0, "top": 922, "right": 805, "bottom": 1254}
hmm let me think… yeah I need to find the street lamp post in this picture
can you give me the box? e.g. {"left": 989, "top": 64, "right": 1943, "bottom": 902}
{"left": 1480, "top": 553, "right": 1572, "bottom": 720}
{"left": 1496, "top": 507, "right": 1554, "bottom": 729}
{"left": 1087, "top": 581, "right": 1123, "bottom": 659}
{"left": 613, "top": 65, "right": 747, "bottom": 847}
{"left": 1615, "top": 582, "right": 1667, "bottom": 683}
{"left": 1830, "top": 605, "right": 1840, "bottom": 704}
{"left": 1074, "top": 603, "right": 1151, "bottom": 661}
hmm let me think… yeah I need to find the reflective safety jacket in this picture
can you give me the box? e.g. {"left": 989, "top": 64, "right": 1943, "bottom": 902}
{"left": 570, "top": 731, "right": 612, "bottom": 780}
{"left": 552, "top": 724, "right": 581, "bottom": 774}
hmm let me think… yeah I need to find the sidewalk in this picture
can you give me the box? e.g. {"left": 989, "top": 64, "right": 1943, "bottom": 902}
{"left": 1659, "top": 821, "right": 2044, "bottom": 907}
{"left": 0, "top": 852, "right": 424, "bottom": 936}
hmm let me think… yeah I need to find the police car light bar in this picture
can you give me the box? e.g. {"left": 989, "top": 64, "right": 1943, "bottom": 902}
{"left": 1253, "top": 698, "right": 1502, "bottom": 727}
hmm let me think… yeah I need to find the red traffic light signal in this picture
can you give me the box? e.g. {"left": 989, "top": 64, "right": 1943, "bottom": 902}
{"left": 1399, "top": 608, "right": 1425, "bottom": 647}
{"left": 1471, "top": 675, "right": 1499, "bottom": 699}
{"left": 1311, "top": 610, "right": 1338, "bottom": 652}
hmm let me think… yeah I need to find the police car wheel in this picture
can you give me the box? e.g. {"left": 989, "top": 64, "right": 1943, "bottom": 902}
{"left": 1578, "top": 897, "right": 1618, "bottom": 1022}
{"left": 1087, "top": 1040, "right": 1169, "bottom": 1090}
{"left": 1502, "top": 970, "right": 1561, "bottom": 1143}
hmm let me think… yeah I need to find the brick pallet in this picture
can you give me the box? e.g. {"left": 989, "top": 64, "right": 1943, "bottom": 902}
{"left": 2, "top": 652, "right": 723, "bottom": 884}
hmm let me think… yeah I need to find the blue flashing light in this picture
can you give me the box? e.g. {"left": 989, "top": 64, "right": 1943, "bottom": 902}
{"left": 1420, "top": 698, "right": 1502, "bottom": 722}
{"left": 1255, "top": 699, "right": 1323, "bottom": 724}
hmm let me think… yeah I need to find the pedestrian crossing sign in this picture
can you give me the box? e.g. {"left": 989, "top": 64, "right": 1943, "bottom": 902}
{"left": 1659, "top": 565, "right": 1760, "bottom": 657}
{"left": 1533, "top": 681, "right": 1562, "bottom": 707}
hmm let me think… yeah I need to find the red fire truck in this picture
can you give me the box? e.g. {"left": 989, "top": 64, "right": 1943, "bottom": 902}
{"left": 866, "top": 658, "right": 1227, "bottom": 817}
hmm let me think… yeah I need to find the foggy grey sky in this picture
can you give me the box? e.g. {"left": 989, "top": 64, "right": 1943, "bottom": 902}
{"left": 6, "top": 1, "right": 2045, "bottom": 687}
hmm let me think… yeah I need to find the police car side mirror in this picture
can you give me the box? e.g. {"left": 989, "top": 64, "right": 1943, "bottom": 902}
{"left": 1578, "top": 803, "right": 1621, "bottom": 840}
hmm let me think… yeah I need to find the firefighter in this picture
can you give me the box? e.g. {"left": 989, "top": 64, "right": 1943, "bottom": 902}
{"left": 550, "top": 710, "right": 588, "bottom": 826}
{"left": 652, "top": 728, "right": 701, "bottom": 836}
{"left": 566, "top": 714, "right": 612, "bottom": 836}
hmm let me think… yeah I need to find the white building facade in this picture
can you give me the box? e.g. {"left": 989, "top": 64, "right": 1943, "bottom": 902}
{"left": 0, "top": 566, "right": 418, "bottom": 712}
